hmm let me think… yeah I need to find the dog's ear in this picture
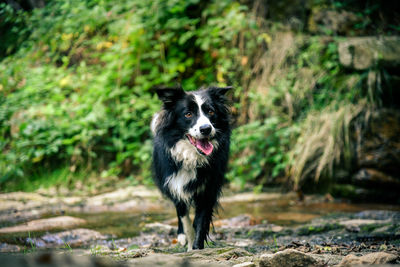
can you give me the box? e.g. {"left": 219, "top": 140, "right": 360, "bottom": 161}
{"left": 155, "top": 86, "right": 185, "bottom": 106}
{"left": 208, "top": 86, "right": 232, "bottom": 101}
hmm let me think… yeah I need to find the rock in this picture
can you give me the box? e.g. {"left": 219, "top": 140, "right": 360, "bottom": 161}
{"left": 0, "top": 243, "right": 21, "bottom": 252}
{"left": 232, "top": 262, "right": 255, "bottom": 267}
{"left": 214, "top": 214, "right": 257, "bottom": 228}
{"left": 142, "top": 222, "right": 175, "bottom": 235}
{"left": 182, "top": 247, "right": 251, "bottom": 259}
{"left": 0, "top": 208, "right": 44, "bottom": 224}
{"left": 0, "top": 252, "right": 129, "bottom": 267}
{"left": 233, "top": 239, "right": 257, "bottom": 247}
{"left": 352, "top": 168, "right": 400, "bottom": 189}
{"left": 31, "top": 228, "right": 106, "bottom": 248}
{"left": 337, "top": 252, "right": 398, "bottom": 266}
{"left": 310, "top": 254, "right": 343, "bottom": 266}
{"left": 0, "top": 191, "right": 48, "bottom": 203}
{"left": 221, "top": 192, "right": 293, "bottom": 203}
{"left": 338, "top": 36, "right": 400, "bottom": 70}
{"left": 217, "top": 247, "right": 252, "bottom": 259}
{"left": 355, "top": 210, "right": 400, "bottom": 220}
{"left": 269, "top": 212, "right": 319, "bottom": 223}
{"left": 296, "top": 223, "right": 343, "bottom": 236}
{"left": 259, "top": 249, "right": 318, "bottom": 267}
{"left": 70, "top": 186, "right": 166, "bottom": 213}
{"left": 339, "top": 218, "right": 390, "bottom": 234}
{"left": 0, "top": 216, "right": 85, "bottom": 233}
{"left": 183, "top": 247, "right": 253, "bottom": 265}
{"left": 309, "top": 9, "right": 361, "bottom": 35}
{"left": 179, "top": 247, "right": 252, "bottom": 266}
{"left": 356, "top": 109, "right": 400, "bottom": 172}
{"left": 128, "top": 253, "right": 226, "bottom": 267}
{"left": 338, "top": 219, "right": 388, "bottom": 227}
{"left": 85, "top": 186, "right": 161, "bottom": 207}
{"left": 118, "top": 232, "right": 176, "bottom": 249}
{"left": 345, "top": 109, "right": 400, "bottom": 202}
{"left": 93, "top": 248, "right": 150, "bottom": 260}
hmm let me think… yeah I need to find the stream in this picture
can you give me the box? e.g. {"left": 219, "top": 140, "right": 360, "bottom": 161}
{"left": 0, "top": 187, "right": 399, "bottom": 266}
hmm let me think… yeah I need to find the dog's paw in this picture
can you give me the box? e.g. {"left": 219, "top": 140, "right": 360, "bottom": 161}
{"left": 177, "top": 234, "right": 187, "bottom": 246}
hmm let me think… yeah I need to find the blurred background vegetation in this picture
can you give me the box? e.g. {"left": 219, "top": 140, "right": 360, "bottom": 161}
{"left": 1, "top": 0, "right": 399, "bottom": 202}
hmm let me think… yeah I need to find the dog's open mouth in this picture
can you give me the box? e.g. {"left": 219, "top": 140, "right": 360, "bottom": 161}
{"left": 186, "top": 134, "right": 214, "bottom": 156}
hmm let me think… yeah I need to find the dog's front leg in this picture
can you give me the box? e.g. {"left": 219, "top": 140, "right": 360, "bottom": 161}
{"left": 192, "top": 204, "right": 213, "bottom": 250}
{"left": 175, "top": 201, "right": 195, "bottom": 251}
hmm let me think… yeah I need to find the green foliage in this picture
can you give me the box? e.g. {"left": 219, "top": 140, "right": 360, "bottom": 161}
{"left": 0, "top": 0, "right": 377, "bottom": 192}
{"left": 0, "top": 3, "right": 31, "bottom": 57}
{"left": 0, "top": 0, "right": 257, "bottom": 190}
{"left": 228, "top": 117, "right": 298, "bottom": 188}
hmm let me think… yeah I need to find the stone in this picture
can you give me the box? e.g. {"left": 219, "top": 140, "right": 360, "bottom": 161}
{"left": 310, "top": 254, "right": 343, "bottom": 266}
{"left": 179, "top": 247, "right": 252, "bottom": 266}
{"left": 309, "top": 9, "right": 361, "bottom": 35}
{"left": 85, "top": 186, "right": 161, "bottom": 207}
{"left": 350, "top": 109, "right": 400, "bottom": 201}
{"left": 0, "top": 216, "right": 86, "bottom": 233}
{"left": 32, "top": 228, "right": 106, "bottom": 248}
{"left": 0, "top": 191, "right": 47, "bottom": 202}
{"left": 259, "top": 249, "right": 318, "bottom": 267}
{"left": 337, "top": 252, "right": 398, "bottom": 266}
{"left": 0, "top": 243, "right": 21, "bottom": 252}
{"left": 221, "top": 192, "right": 292, "bottom": 203}
{"left": 142, "top": 222, "right": 176, "bottom": 235}
{"left": 352, "top": 168, "right": 400, "bottom": 189}
{"left": 234, "top": 239, "right": 256, "bottom": 247}
{"left": 355, "top": 210, "right": 400, "bottom": 220}
{"left": 338, "top": 219, "right": 388, "bottom": 227}
{"left": 0, "top": 252, "right": 127, "bottom": 267}
{"left": 338, "top": 36, "right": 400, "bottom": 70}
{"left": 232, "top": 262, "right": 255, "bottom": 267}
{"left": 128, "top": 253, "right": 226, "bottom": 267}
{"left": 214, "top": 214, "right": 257, "bottom": 228}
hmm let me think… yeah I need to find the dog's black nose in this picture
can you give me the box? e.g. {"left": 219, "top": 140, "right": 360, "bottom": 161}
{"left": 199, "top": 124, "right": 212, "bottom": 135}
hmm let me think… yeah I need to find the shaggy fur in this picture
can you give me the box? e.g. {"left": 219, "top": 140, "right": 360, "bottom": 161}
{"left": 151, "top": 85, "right": 231, "bottom": 250}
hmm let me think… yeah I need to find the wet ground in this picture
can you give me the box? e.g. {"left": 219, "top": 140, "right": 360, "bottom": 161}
{"left": 0, "top": 186, "right": 399, "bottom": 266}
{"left": 67, "top": 193, "right": 400, "bottom": 238}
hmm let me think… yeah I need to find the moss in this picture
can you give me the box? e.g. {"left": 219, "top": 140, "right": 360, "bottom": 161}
{"left": 360, "top": 223, "right": 388, "bottom": 233}
{"left": 297, "top": 223, "right": 343, "bottom": 236}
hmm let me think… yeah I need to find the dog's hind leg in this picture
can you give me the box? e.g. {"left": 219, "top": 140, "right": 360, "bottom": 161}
{"left": 175, "top": 202, "right": 195, "bottom": 251}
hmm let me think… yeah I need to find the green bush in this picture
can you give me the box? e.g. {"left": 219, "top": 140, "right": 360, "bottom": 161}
{"left": 0, "top": 0, "right": 259, "bottom": 190}
{"left": 0, "top": 0, "right": 375, "bottom": 192}
{"left": 228, "top": 117, "right": 298, "bottom": 189}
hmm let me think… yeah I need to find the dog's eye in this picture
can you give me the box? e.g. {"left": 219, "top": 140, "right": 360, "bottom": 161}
{"left": 185, "top": 112, "right": 192, "bottom": 118}
{"left": 208, "top": 110, "right": 215, "bottom": 116}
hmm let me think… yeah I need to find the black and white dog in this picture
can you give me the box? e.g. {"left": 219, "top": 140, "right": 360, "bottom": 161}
{"left": 151, "top": 85, "right": 231, "bottom": 251}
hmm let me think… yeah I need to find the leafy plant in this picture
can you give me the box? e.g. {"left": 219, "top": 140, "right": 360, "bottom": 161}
{"left": 228, "top": 117, "right": 298, "bottom": 188}
{"left": 0, "top": 0, "right": 258, "bottom": 190}
{"left": 0, "top": 0, "right": 382, "bottom": 193}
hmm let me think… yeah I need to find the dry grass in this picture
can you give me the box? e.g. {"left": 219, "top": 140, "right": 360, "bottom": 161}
{"left": 288, "top": 101, "right": 370, "bottom": 190}
{"left": 245, "top": 32, "right": 298, "bottom": 122}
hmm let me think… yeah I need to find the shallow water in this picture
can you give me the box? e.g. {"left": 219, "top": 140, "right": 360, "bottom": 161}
{"left": 219, "top": 199, "right": 400, "bottom": 225}
{"left": 66, "top": 195, "right": 400, "bottom": 238}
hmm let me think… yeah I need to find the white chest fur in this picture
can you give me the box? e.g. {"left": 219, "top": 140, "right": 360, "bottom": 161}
{"left": 165, "top": 139, "right": 209, "bottom": 203}
{"left": 165, "top": 168, "right": 196, "bottom": 204}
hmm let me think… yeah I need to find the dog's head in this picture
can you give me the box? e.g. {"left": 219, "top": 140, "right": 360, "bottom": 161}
{"left": 154, "top": 86, "right": 231, "bottom": 156}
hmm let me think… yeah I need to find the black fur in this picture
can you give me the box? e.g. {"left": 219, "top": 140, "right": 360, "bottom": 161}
{"left": 152, "top": 85, "right": 231, "bottom": 250}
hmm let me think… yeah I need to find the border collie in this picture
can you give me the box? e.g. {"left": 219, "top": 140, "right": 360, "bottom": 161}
{"left": 151, "top": 85, "right": 231, "bottom": 251}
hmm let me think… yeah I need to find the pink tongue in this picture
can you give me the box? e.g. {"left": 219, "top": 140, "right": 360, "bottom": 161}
{"left": 196, "top": 139, "right": 214, "bottom": 155}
